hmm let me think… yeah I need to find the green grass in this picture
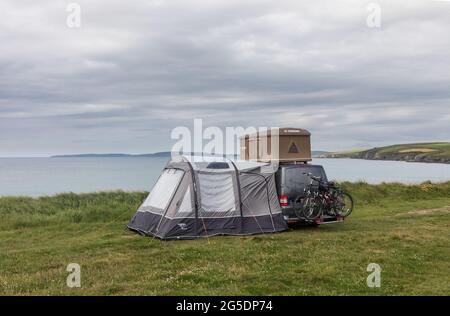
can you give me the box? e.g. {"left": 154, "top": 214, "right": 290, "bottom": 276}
{"left": 1, "top": 183, "right": 449, "bottom": 296}
{"left": 324, "top": 142, "right": 450, "bottom": 163}
{"left": 375, "top": 142, "right": 450, "bottom": 157}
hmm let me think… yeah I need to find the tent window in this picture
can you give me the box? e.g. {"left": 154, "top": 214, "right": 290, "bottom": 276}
{"left": 198, "top": 172, "right": 236, "bottom": 214}
{"left": 141, "top": 169, "right": 184, "bottom": 212}
{"left": 178, "top": 187, "right": 193, "bottom": 216}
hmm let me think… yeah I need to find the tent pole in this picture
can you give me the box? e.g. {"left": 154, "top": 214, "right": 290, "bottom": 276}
{"left": 229, "top": 160, "right": 243, "bottom": 235}
{"left": 229, "top": 160, "right": 243, "bottom": 217}
{"left": 184, "top": 157, "right": 199, "bottom": 237}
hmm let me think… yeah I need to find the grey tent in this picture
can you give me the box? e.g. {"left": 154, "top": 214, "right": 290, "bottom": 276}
{"left": 128, "top": 155, "right": 287, "bottom": 240}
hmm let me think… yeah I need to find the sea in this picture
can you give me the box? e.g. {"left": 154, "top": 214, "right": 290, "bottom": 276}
{"left": 0, "top": 157, "right": 449, "bottom": 196}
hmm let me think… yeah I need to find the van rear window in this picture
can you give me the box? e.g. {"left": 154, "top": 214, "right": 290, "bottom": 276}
{"left": 284, "top": 166, "right": 327, "bottom": 194}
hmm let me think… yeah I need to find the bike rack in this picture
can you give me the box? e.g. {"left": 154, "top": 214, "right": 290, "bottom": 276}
{"left": 315, "top": 215, "right": 345, "bottom": 225}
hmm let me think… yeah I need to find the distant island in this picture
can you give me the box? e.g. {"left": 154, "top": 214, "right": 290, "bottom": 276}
{"left": 53, "top": 151, "right": 329, "bottom": 159}
{"left": 51, "top": 152, "right": 172, "bottom": 158}
{"left": 320, "top": 142, "right": 450, "bottom": 164}
{"left": 51, "top": 146, "right": 450, "bottom": 163}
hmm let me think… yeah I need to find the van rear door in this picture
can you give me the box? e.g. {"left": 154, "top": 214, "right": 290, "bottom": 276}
{"left": 282, "top": 165, "right": 327, "bottom": 199}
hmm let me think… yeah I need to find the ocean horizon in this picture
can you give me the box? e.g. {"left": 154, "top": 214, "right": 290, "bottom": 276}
{"left": 1, "top": 156, "right": 449, "bottom": 196}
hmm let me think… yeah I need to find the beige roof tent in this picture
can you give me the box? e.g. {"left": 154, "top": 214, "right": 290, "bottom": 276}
{"left": 240, "top": 127, "right": 312, "bottom": 163}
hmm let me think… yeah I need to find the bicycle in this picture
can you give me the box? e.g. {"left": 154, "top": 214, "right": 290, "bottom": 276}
{"left": 293, "top": 173, "right": 353, "bottom": 222}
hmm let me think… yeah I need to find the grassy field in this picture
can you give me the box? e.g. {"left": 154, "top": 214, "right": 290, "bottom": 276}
{"left": 322, "top": 142, "right": 450, "bottom": 164}
{"left": 1, "top": 182, "right": 449, "bottom": 296}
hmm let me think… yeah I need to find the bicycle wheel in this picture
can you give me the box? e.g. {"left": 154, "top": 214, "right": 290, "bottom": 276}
{"left": 300, "top": 194, "right": 322, "bottom": 221}
{"left": 293, "top": 195, "right": 305, "bottom": 219}
{"left": 335, "top": 192, "right": 353, "bottom": 217}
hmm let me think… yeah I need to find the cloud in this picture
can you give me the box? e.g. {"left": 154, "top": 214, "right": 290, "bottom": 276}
{"left": 0, "top": 0, "right": 449, "bottom": 156}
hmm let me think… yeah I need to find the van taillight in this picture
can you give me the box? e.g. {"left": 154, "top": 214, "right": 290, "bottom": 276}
{"left": 279, "top": 195, "right": 288, "bottom": 206}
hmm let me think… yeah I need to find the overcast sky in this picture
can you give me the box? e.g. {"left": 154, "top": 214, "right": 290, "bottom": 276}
{"left": 0, "top": 0, "right": 449, "bottom": 156}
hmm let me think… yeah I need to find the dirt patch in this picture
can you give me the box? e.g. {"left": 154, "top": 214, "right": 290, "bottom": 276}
{"left": 399, "top": 206, "right": 450, "bottom": 216}
{"left": 398, "top": 148, "right": 437, "bottom": 153}
{"left": 369, "top": 249, "right": 385, "bottom": 254}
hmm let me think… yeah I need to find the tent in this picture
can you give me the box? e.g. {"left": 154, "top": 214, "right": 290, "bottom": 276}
{"left": 128, "top": 155, "right": 288, "bottom": 240}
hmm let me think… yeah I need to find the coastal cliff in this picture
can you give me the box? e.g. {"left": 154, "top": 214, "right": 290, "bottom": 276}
{"left": 322, "top": 142, "right": 450, "bottom": 164}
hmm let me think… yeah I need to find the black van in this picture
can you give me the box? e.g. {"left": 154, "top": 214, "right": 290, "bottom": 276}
{"left": 275, "top": 163, "right": 344, "bottom": 225}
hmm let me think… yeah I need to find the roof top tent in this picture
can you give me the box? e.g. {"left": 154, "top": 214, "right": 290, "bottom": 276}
{"left": 128, "top": 155, "right": 288, "bottom": 240}
{"left": 240, "top": 127, "right": 312, "bottom": 164}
